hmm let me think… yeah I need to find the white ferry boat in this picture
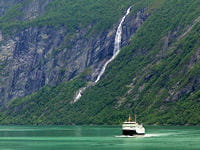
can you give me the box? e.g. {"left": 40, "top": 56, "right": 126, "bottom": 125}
{"left": 122, "top": 114, "right": 145, "bottom": 136}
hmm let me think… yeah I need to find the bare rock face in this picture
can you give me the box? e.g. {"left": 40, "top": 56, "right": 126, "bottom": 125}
{"left": 121, "top": 9, "right": 148, "bottom": 46}
{"left": 0, "top": 2, "right": 149, "bottom": 105}
{"left": 0, "top": 0, "right": 51, "bottom": 19}
{"left": 23, "top": 0, "right": 52, "bottom": 20}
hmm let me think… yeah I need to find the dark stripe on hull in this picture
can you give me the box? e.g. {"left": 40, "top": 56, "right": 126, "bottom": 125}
{"left": 122, "top": 130, "right": 144, "bottom": 136}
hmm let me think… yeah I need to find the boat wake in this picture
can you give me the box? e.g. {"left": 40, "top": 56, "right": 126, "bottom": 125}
{"left": 115, "top": 133, "right": 172, "bottom": 138}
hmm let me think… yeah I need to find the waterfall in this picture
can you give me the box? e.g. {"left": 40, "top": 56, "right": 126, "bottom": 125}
{"left": 73, "top": 87, "right": 87, "bottom": 103}
{"left": 95, "top": 7, "right": 131, "bottom": 83}
{"left": 73, "top": 7, "right": 132, "bottom": 103}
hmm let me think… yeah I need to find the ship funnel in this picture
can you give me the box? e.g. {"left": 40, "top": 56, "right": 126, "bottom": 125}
{"left": 128, "top": 114, "right": 132, "bottom": 122}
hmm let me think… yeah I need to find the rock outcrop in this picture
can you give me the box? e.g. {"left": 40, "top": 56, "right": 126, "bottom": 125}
{"left": 0, "top": 0, "right": 149, "bottom": 105}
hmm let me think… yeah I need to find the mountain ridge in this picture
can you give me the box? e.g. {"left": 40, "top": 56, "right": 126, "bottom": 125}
{"left": 0, "top": 0, "right": 199, "bottom": 125}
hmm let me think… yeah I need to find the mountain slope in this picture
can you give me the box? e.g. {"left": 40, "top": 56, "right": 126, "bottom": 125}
{"left": 0, "top": 0, "right": 141, "bottom": 104}
{"left": 0, "top": 0, "right": 200, "bottom": 125}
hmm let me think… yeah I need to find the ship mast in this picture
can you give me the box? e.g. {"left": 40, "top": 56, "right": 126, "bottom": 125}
{"left": 135, "top": 114, "right": 137, "bottom": 123}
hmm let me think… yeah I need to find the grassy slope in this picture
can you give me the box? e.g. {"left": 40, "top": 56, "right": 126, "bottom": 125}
{"left": 0, "top": 0, "right": 137, "bottom": 34}
{"left": 0, "top": 0, "right": 200, "bottom": 125}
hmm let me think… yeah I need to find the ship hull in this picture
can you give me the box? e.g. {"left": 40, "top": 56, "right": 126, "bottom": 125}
{"left": 122, "top": 130, "right": 145, "bottom": 136}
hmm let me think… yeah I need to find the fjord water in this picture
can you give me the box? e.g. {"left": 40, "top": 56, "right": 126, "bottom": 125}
{"left": 0, "top": 126, "right": 199, "bottom": 150}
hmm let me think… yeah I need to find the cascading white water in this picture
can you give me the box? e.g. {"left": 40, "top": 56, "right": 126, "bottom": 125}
{"left": 95, "top": 7, "right": 132, "bottom": 83}
{"left": 73, "top": 7, "right": 132, "bottom": 103}
{"left": 73, "top": 87, "right": 87, "bottom": 103}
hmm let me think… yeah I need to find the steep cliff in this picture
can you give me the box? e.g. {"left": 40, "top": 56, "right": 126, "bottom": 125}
{"left": 0, "top": 0, "right": 147, "bottom": 104}
{"left": 0, "top": 0, "right": 200, "bottom": 125}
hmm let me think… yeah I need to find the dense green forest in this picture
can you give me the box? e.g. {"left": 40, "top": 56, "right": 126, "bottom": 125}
{"left": 0, "top": 0, "right": 139, "bottom": 33}
{"left": 0, "top": 0, "right": 200, "bottom": 125}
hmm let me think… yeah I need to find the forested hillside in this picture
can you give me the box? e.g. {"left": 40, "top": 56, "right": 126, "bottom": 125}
{"left": 0, "top": 0, "right": 199, "bottom": 125}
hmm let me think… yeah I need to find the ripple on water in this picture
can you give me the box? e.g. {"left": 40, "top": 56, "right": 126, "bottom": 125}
{"left": 115, "top": 133, "right": 174, "bottom": 138}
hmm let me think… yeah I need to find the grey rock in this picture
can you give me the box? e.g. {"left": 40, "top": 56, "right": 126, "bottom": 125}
{"left": 0, "top": 4, "right": 149, "bottom": 105}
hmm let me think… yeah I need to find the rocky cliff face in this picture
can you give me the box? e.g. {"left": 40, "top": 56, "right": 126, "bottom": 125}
{"left": 0, "top": 0, "right": 199, "bottom": 125}
{"left": 0, "top": 0, "right": 51, "bottom": 20}
{"left": 0, "top": 0, "right": 148, "bottom": 105}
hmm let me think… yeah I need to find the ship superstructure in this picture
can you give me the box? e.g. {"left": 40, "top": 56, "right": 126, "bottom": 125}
{"left": 122, "top": 114, "right": 145, "bottom": 136}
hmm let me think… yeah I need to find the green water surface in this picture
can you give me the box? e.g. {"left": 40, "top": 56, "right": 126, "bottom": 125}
{"left": 0, "top": 126, "right": 199, "bottom": 150}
